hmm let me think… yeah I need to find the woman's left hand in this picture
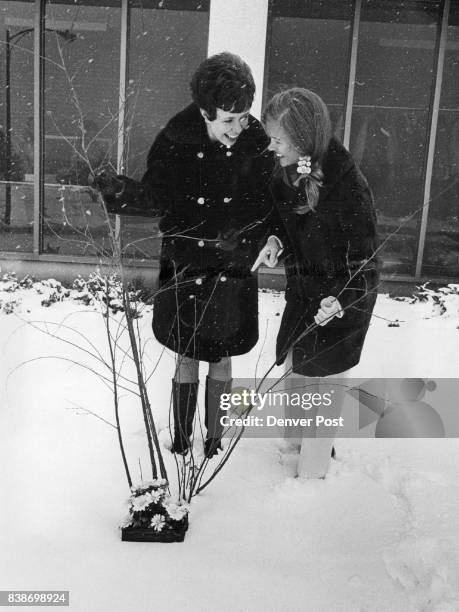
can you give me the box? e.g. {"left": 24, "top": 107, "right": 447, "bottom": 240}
{"left": 314, "top": 296, "right": 344, "bottom": 326}
{"left": 216, "top": 228, "right": 240, "bottom": 251}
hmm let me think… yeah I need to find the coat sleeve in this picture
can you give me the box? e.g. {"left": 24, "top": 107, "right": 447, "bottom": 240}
{"left": 103, "top": 132, "right": 176, "bottom": 217}
{"left": 225, "top": 123, "right": 276, "bottom": 246}
{"left": 260, "top": 202, "right": 289, "bottom": 253}
{"left": 256, "top": 174, "right": 292, "bottom": 260}
{"left": 243, "top": 150, "right": 277, "bottom": 245}
{"left": 329, "top": 167, "right": 380, "bottom": 317}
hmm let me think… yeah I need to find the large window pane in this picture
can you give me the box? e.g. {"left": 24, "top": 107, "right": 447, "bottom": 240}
{"left": 423, "top": 5, "right": 459, "bottom": 277}
{"left": 121, "top": 0, "right": 209, "bottom": 260}
{"left": 351, "top": 0, "right": 440, "bottom": 275}
{"left": 43, "top": 0, "right": 121, "bottom": 257}
{"left": 265, "top": 0, "right": 353, "bottom": 140}
{"left": 0, "top": 1, "right": 34, "bottom": 253}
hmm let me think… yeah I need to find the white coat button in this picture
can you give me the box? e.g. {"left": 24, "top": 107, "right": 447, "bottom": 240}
{"left": 195, "top": 278, "right": 202, "bottom": 285}
{"left": 223, "top": 197, "right": 231, "bottom": 203}
{"left": 220, "top": 276, "right": 227, "bottom": 282}
{"left": 198, "top": 240, "right": 204, "bottom": 247}
{"left": 226, "top": 151, "right": 232, "bottom": 157}
{"left": 197, "top": 197, "right": 205, "bottom": 205}
{"left": 189, "top": 294, "right": 195, "bottom": 299}
{"left": 197, "top": 152, "right": 204, "bottom": 158}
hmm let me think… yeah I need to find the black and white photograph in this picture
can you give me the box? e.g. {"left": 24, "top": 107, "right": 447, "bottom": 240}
{"left": 1, "top": 1, "right": 459, "bottom": 610}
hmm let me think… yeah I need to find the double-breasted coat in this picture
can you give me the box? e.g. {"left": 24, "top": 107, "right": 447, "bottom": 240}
{"left": 271, "top": 137, "right": 379, "bottom": 376}
{"left": 105, "top": 103, "right": 274, "bottom": 362}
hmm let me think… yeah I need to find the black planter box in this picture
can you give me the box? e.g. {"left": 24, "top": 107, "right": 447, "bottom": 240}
{"left": 121, "top": 517, "right": 188, "bottom": 542}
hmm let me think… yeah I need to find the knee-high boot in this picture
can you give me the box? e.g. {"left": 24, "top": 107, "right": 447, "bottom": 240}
{"left": 170, "top": 379, "right": 198, "bottom": 455}
{"left": 204, "top": 377, "right": 232, "bottom": 458}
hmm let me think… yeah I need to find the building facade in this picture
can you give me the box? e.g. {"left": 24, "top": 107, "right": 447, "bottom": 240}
{"left": 0, "top": 0, "right": 458, "bottom": 282}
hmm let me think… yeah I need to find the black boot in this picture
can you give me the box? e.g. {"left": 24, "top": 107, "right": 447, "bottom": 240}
{"left": 204, "top": 377, "right": 232, "bottom": 459}
{"left": 170, "top": 380, "right": 198, "bottom": 455}
{"left": 331, "top": 446, "right": 336, "bottom": 459}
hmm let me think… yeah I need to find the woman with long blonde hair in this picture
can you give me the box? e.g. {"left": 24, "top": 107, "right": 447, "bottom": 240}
{"left": 253, "top": 88, "right": 379, "bottom": 478}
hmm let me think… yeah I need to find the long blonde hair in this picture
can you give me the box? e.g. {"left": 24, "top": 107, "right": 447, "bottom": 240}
{"left": 263, "top": 88, "right": 331, "bottom": 212}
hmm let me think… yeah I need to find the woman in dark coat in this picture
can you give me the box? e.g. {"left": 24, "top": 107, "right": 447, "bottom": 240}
{"left": 253, "top": 88, "right": 379, "bottom": 478}
{"left": 96, "top": 53, "right": 274, "bottom": 458}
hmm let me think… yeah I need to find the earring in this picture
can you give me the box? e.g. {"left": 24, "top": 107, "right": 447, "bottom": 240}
{"left": 297, "top": 155, "right": 312, "bottom": 175}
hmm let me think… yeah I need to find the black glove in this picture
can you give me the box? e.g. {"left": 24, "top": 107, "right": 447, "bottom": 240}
{"left": 216, "top": 228, "right": 240, "bottom": 252}
{"left": 90, "top": 169, "right": 125, "bottom": 198}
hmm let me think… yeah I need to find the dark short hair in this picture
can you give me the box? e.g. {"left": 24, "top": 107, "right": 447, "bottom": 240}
{"left": 190, "top": 52, "right": 255, "bottom": 120}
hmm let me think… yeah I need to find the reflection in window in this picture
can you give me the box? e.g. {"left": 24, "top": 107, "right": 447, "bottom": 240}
{"left": 265, "top": 0, "right": 353, "bottom": 140}
{"left": 121, "top": 0, "right": 209, "bottom": 260}
{"left": 424, "top": 5, "right": 459, "bottom": 277}
{"left": 0, "top": 1, "right": 35, "bottom": 252}
{"left": 43, "top": 0, "right": 121, "bottom": 257}
{"left": 351, "top": 0, "right": 440, "bottom": 275}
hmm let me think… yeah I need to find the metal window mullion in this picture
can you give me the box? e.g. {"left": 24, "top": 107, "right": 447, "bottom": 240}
{"left": 343, "top": 0, "right": 361, "bottom": 149}
{"left": 115, "top": 0, "right": 130, "bottom": 244}
{"left": 33, "top": 0, "right": 45, "bottom": 254}
{"left": 415, "top": 0, "right": 451, "bottom": 279}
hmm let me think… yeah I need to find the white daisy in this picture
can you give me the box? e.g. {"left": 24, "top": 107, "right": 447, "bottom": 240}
{"left": 119, "top": 515, "right": 133, "bottom": 529}
{"left": 150, "top": 514, "right": 166, "bottom": 531}
{"left": 130, "top": 492, "right": 152, "bottom": 511}
{"left": 164, "top": 501, "right": 189, "bottom": 522}
{"left": 150, "top": 489, "right": 164, "bottom": 503}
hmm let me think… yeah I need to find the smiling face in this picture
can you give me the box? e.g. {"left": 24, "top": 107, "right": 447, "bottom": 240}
{"left": 265, "top": 118, "right": 300, "bottom": 167}
{"left": 202, "top": 108, "right": 250, "bottom": 147}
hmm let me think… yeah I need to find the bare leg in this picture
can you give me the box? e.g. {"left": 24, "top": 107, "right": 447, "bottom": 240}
{"left": 174, "top": 355, "right": 199, "bottom": 384}
{"left": 282, "top": 351, "right": 308, "bottom": 449}
{"left": 297, "top": 370, "right": 349, "bottom": 479}
{"left": 208, "top": 356, "right": 232, "bottom": 381}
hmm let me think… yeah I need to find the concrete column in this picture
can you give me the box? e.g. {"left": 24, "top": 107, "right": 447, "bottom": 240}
{"left": 207, "top": 0, "right": 269, "bottom": 119}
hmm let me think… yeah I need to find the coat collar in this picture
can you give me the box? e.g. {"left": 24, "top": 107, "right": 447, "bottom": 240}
{"left": 162, "top": 104, "right": 207, "bottom": 145}
{"left": 320, "top": 137, "right": 354, "bottom": 199}
{"left": 161, "top": 103, "right": 269, "bottom": 154}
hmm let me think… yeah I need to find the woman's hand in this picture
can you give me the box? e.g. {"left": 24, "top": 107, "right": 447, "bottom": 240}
{"left": 251, "top": 236, "right": 283, "bottom": 272}
{"left": 90, "top": 168, "right": 125, "bottom": 198}
{"left": 314, "top": 296, "right": 344, "bottom": 326}
{"left": 216, "top": 228, "right": 240, "bottom": 252}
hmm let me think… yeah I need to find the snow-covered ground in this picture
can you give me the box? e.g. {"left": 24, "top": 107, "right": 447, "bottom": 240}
{"left": 1, "top": 278, "right": 459, "bottom": 612}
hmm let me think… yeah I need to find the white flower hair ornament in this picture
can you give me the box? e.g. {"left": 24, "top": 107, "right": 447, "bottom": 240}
{"left": 297, "top": 155, "right": 312, "bottom": 175}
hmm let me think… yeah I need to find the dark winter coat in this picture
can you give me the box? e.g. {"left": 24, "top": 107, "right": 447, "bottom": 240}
{"left": 271, "top": 137, "right": 379, "bottom": 376}
{"left": 105, "top": 104, "right": 274, "bottom": 361}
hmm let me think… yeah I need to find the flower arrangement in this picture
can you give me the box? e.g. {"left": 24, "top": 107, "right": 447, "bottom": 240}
{"left": 120, "top": 479, "right": 190, "bottom": 542}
